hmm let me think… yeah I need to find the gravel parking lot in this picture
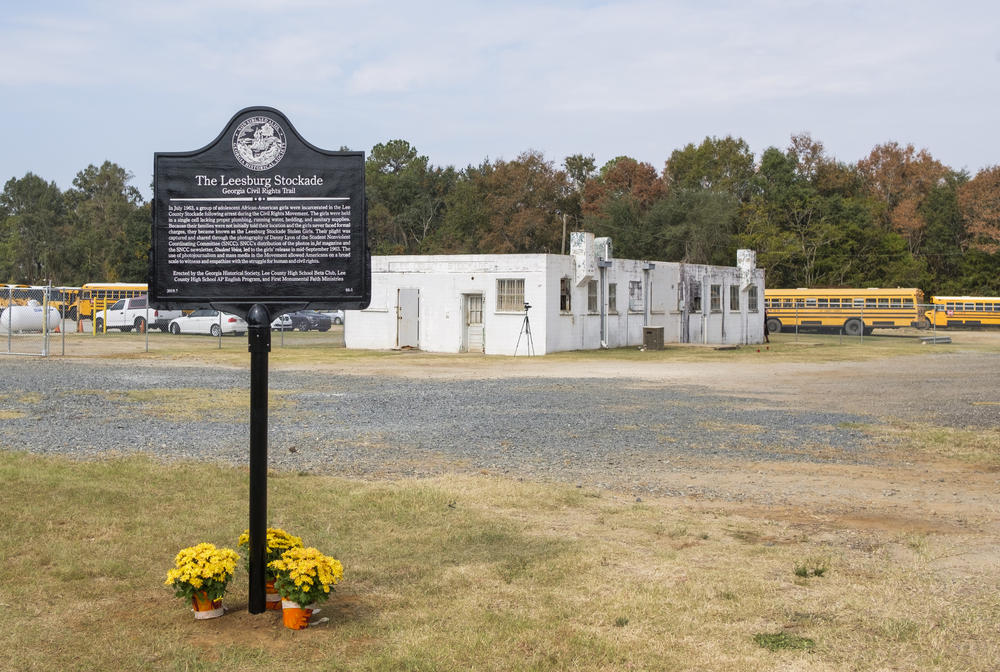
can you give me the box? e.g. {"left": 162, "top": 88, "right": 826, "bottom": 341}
{"left": 2, "top": 336, "right": 997, "bottom": 506}
{"left": 0, "top": 358, "right": 878, "bottom": 495}
{"left": 0, "top": 334, "right": 1000, "bottom": 517}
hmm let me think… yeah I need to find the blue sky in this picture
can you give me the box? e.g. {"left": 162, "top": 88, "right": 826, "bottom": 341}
{"left": 2, "top": 0, "right": 998, "bottom": 200}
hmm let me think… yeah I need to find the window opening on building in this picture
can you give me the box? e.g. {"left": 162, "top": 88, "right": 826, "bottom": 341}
{"left": 688, "top": 280, "right": 702, "bottom": 312}
{"left": 587, "top": 280, "right": 598, "bottom": 313}
{"left": 560, "top": 277, "right": 572, "bottom": 312}
{"left": 608, "top": 283, "right": 617, "bottom": 313}
{"left": 748, "top": 285, "right": 759, "bottom": 312}
{"left": 496, "top": 278, "right": 525, "bottom": 312}
{"left": 729, "top": 285, "right": 740, "bottom": 311}
{"left": 710, "top": 284, "right": 721, "bottom": 312}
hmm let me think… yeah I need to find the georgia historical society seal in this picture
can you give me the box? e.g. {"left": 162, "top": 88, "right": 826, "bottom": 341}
{"left": 232, "top": 116, "right": 287, "bottom": 171}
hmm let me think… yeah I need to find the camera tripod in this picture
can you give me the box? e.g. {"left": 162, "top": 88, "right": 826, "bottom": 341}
{"left": 514, "top": 304, "right": 534, "bottom": 356}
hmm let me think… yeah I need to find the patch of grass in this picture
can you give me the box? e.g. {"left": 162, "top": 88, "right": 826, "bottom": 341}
{"left": 878, "top": 618, "right": 921, "bottom": 642}
{"left": 545, "top": 329, "right": 1000, "bottom": 364}
{"left": 74, "top": 388, "right": 295, "bottom": 422}
{"left": 66, "top": 327, "right": 1000, "bottom": 370}
{"left": 753, "top": 631, "right": 816, "bottom": 651}
{"left": 793, "top": 557, "right": 830, "bottom": 578}
{"left": 1, "top": 451, "right": 998, "bottom": 671}
{"left": 870, "top": 421, "right": 1000, "bottom": 467}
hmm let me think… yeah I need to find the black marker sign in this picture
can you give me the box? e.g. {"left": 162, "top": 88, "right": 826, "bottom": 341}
{"left": 151, "top": 106, "right": 369, "bottom": 311}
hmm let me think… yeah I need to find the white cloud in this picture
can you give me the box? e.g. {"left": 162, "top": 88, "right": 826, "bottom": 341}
{"left": 1, "top": 0, "right": 999, "bottom": 198}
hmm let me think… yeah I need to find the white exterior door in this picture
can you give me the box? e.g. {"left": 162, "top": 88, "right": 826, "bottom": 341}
{"left": 463, "top": 294, "right": 484, "bottom": 353}
{"left": 396, "top": 288, "right": 419, "bottom": 348}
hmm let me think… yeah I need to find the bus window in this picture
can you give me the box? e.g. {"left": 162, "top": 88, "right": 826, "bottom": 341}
{"left": 817, "top": 298, "right": 828, "bottom": 308}
{"left": 865, "top": 298, "right": 876, "bottom": 308}
{"left": 783, "top": 299, "right": 792, "bottom": 308}
{"left": 902, "top": 298, "right": 913, "bottom": 307}
{"left": 976, "top": 303, "right": 985, "bottom": 311}
{"left": 854, "top": 298, "right": 864, "bottom": 308}
{"left": 965, "top": 303, "right": 974, "bottom": 311}
{"left": 806, "top": 298, "right": 817, "bottom": 307}
{"left": 795, "top": 298, "right": 804, "bottom": 307}
{"left": 877, "top": 298, "right": 888, "bottom": 308}
{"left": 890, "top": 298, "right": 901, "bottom": 308}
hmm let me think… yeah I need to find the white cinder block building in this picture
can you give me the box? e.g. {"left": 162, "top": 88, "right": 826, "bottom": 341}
{"left": 345, "top": 233, "right": 765, "bottom": 355}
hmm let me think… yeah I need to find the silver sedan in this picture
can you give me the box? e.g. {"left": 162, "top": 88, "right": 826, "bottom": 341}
{"left": 167, "top": 310, "right": 247, "bottom": 336}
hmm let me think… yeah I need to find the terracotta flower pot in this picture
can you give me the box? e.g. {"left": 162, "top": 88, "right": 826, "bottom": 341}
{"left": 281, "top": 599, "right": 314, "bottom": 630}
{"left": 265, "top": 580, "right": 281, "bottom": 611}
{"left": 191, "top": 591, "right": 224, "bottom": 619}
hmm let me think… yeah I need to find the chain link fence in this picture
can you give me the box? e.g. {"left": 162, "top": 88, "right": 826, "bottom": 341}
{"left": 2, "top": 284, "right": 345, "bottom": 357}
{"left": 768, "top": 302, "right": 962, "bottom": 344}
{"left": 0, "top": 285, "right": 74, "bottom": 356}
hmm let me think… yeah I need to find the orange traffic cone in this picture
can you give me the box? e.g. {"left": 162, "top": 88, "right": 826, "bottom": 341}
{"left": 54, "top": 325, "right": 60, "bottom": 333}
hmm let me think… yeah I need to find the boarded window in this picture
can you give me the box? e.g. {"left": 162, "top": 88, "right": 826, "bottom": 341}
{"left": 629, "top": 280, "right": 643, "bottom": 312}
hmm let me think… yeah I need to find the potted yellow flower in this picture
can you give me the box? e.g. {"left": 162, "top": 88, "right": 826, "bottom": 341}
{"left": 237, "top": 527, "right": 304, "bottom": 610}
{"left": 269, "top": 546, "right": 344, "bottom": 629}
{"left": 164, "top": 543, "right": 239, "bottom": 619}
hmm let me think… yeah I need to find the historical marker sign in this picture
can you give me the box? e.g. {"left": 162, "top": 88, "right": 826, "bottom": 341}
{"left": 151, "top": 107, "right": 369, "bottom": 615}
{"left": 151, "top": 106, "right": 369, "bottom": 311}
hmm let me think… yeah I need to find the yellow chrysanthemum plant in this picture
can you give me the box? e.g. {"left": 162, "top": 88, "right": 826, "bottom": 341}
{"left": 268, "top": 546, "right": 344, "bottom": 608}
{"left": 164, "top": 542, "right": 240, "bottom": 603}
{"left": 237, "top": 527, "right": 304, "bottom": 579}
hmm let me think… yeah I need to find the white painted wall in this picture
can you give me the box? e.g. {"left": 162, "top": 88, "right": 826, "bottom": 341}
{"left": 345, "top": 245, "right": 766, "bottom": 355}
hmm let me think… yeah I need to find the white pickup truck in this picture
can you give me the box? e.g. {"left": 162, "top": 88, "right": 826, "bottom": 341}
{"left": 95, "top": 295, "right": 182, "bottom": 333}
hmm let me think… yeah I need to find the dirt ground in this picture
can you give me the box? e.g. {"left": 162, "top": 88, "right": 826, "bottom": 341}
{"left": 16, "top": 328, "right": 1000, "bottom": 573}
{"left": 288, "top": 331, "right": 1000, "bottom": 580}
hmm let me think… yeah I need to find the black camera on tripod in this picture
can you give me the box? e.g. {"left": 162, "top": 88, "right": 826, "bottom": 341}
{"left": 524, "top": 302, "right": 532, "bottom": 310}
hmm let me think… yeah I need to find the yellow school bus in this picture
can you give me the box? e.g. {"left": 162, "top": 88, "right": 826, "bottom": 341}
{"left": 75, "top": 283, "right": 148, "bottom": 320}
{"left": 0, "top": 284, "right": 31, "bottom": 309}
{"left": 925, "top": 296, "right": 1000, "bottom": 328}
{"left": 47, "top": 287, "right": 81, "bottom": 317}
{"left": 764, "top": 287, "right": 926, "bottom": 336}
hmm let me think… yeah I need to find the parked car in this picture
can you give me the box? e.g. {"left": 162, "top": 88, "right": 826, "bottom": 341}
{"left": 322, "top": 310, "right": 344, "bottom": 325}
{"left": 95, "top": 295, "right": 182, "bottom": 333}
{"left": 287, "top": 310, "right": 332, "bottom": 331}
{"left": 168, "top": 310, "right": 247, "bottom": 336}
{"left": 270, "top": 310, "right": 332, "bottom": 331}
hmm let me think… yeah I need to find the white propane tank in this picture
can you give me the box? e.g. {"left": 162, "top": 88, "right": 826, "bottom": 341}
{"left": 0, "top": 304, "right": 61, "bottom": 332}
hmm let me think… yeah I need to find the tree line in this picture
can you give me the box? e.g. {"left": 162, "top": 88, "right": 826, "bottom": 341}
{"left": 3, "top": 134, "right": 999, "bottom": 294}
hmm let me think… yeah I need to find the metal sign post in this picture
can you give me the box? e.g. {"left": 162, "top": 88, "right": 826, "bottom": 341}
{"left": 150, "top": 107, "right": 370, "bottom": 614}
{"left": 247, "top": 304, "right": 271, "bottom": 612}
